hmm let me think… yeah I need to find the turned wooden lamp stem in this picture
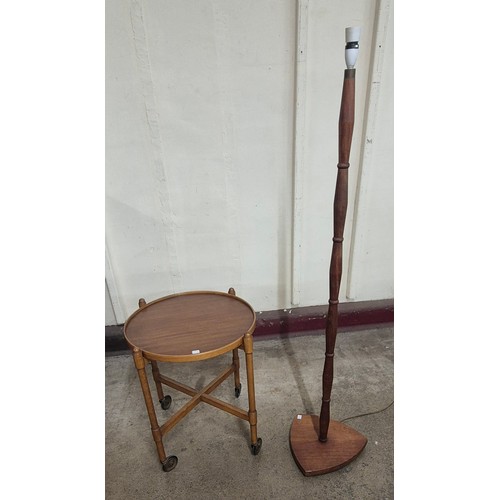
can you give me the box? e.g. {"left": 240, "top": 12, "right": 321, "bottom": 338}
{"left": 289, "top": 27, "right": 366, "bottom": 476}
{"left": 318, "top": 27, "right": 360, "bottom": 442}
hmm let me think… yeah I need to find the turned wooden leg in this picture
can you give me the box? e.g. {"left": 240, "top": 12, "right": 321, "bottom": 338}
{"left": 132, "top": 348, "right": 168, "bottom": 466}
{"left": 243, "top": 331, "right": 262, "bottom": 454}
{"left": 232, "top": 349, "right": 242, "bottom": 397}
{"left": 228, "top": 287, "right": 243, "bottom": 398}
{"left": 151, "top": 360, "right": 172, "bottom": 410}
{"left": 151, "top": 361, "right": 165, "bottom": 399}
{"left": 151, "top": 361, "right": 164, "bottom": 400}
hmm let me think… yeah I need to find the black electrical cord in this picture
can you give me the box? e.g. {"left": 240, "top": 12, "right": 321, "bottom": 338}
{"left": 339, "top": 400, "right": 394, "bottom": 424}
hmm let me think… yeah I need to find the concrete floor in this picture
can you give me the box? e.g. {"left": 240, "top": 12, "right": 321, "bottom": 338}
{"left": 105, "top": 327, "right": 393, "bottom": 499}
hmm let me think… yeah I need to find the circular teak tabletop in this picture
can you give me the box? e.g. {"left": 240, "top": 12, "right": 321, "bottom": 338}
{"left": 124, "top": 291, "right": 256, "bottom": 362}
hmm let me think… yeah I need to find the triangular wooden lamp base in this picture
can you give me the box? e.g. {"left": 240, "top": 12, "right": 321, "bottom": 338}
{"left": 289, "top": 414, "right": 367, "bottom": 476}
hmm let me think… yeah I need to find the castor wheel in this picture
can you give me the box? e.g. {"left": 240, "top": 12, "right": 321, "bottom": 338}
{"left": 160, "top": 395, "right": 172, "bottom": 410}
{"left": 235, "top": 383, "right": 242, "bottom": 398}
{"left": 162, "top": 455, "right": 178, "bottom": 472}
{"left": 251, "top": 438, "right": 262, "bottom": 456}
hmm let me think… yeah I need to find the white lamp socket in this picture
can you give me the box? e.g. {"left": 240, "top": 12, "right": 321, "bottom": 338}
{"left": 345, "top": 26, "right": 361, "bottom": 69}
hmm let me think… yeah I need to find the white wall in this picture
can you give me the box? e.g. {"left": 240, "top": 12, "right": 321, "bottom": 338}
{"left": 106, "top": 0, "right": 393, "bottom": 324}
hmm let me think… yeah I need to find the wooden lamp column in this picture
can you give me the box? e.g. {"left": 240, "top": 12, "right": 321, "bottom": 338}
{"left": 289, "top": 27, "right": 367, "bottom": 476}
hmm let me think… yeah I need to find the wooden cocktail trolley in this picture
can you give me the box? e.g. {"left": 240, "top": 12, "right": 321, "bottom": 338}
{"left": 124, "top": 288, "right": 262, "bottom": 471}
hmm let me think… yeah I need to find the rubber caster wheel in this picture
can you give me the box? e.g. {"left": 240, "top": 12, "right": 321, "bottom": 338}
{"left": 251, "top": 438, "right": 262, "bottom": 456}
{"left": 162, "top": 455, "right": 178, "bottom": 472}
{"left": 235, "top": 384, "right": 242, "bottom": 398}
{"left": 160, "top": 395, "right": 172, "bottom": 410}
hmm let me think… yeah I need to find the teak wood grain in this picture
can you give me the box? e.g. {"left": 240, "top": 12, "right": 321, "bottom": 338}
{"left": 124, "top": 291, "right": 256, "bottom": 362}
{"left": 290, "top": 415, "right": 367, "bottom": 476}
